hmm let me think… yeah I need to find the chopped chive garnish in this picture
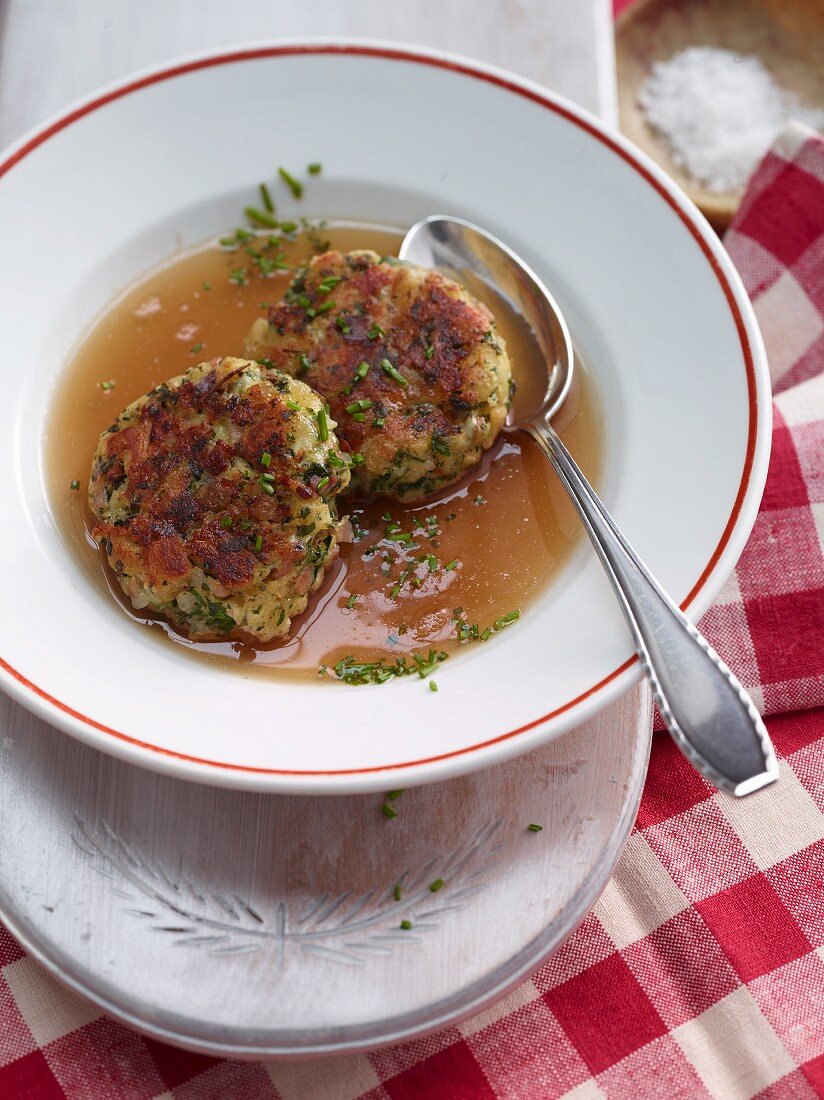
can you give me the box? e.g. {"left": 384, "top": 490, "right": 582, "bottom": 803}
{"left": 333, "top": 650, "right": 447, "bottom": 686}
{"left": 445, "top": 559, "right": 458, "bottom": 571}
{"left": 254, "top": 534, "right": 263, "bottom": 552}
{"left": 453, "top": 608, "right": 521, "bottom": 644}
{"left": 527, "top": 823, "right": 543, "bottom": 832}
{"left": 327, "top": 451, "right": 344, "bottom": 467}
{"left": 190, "top": 341, "right": 204, "bottom": 354}
{"left": 352, "top": 411, "right": 366, "bottom": 422}
{"left": 220, "top": 515, "right": 233, "bottom": 530}
{"left": 351, "top": 452, "right": 365, "bottom": 465}
{"left": 99, "top": 380, "right": 115, "bottom": 391}
{"left": 318, "top": 275, "right": 342, "bottom": 293}
{"left": 367, "top": 323, "right": 385, "bottom": 341}
{"left": 202, "top": 281, "right": 212, "bottom": 291}
{"left": 69, "top": 480, "right": 80, "bottom": 491}
{"left": 298, "top": 353, "right": 311, "bottom": 375}
{"left": 259, "top": 182, "right": 274, "bottom": 212}
{"left": 356, "top": 361, "right": 370, "bottom": 379}
{"left": 335, "top": 315, "right": 350, "bottom": 334}
{"left": 245, "top": 206, "right": 279, "bottom": 228}
{"left": 317, "top": 476, "right": 330, "bottom": 490}
{"left": 381, "top": 803, "right": 398, "bottom": 819}
{"left": 285, "top": 400, "right": 301, "bottom": 412}
{"left": 298, "top": 295, "right": 312, "bottom": 308}
{"left": 429, "top": 878, "right": 444, "bottom": 893}
{"left": 374, "top": 417, "right": 386, "bottom": 429}
{"left": 345, "top": 398, "right": 373, "bottom": 414}
{"left": 261, "top": 451, "right": 272, "bottom": 467}
{"left": 429, "top": 680, "right": 438, "bottom": 692}
{"left": 258, "top": 477, "right": 275, "bottom": 494}
{"left": 278, "top": 166, "right": 303, "bottom": 199}
{"left": 400, "top": 920, "right": 413, "bottom": 930}
{"left": 219, "top": 227, "right": 253, "bottom": 247}
{"left": 393, "top": 884, "right": 402, "bottom": 901}
{"left": 229, "top": 268, "right": 249, "bottom": 285}
{"left": 381, "top": 359, "right": 408, "bottom": 386}
{"left": 316, "top": 407, "right": 329, "bottom": 442}
{"left": 426, "top": 554, "right": 437, "bottom": 572}
{"left": 314, "top": 300, "right": 335, "bottom": 315}
{"left": 387, "top": 789, "right": 405, "bottom": 801}
{"left": 346, "top": 593, "right": 358, "bottom": 609}
{"left": 261, "top": 471, "right": 276, "bottom": 482}
{"left": 307, "top": 162, "right": 322, "bottom": 175}
{"left": 425, "top": 343, "right": 435, "bottom": 360}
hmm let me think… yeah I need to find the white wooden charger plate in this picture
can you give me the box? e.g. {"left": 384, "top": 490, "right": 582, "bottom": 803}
{"left": 0, "top": 680, "right": 650, "bottom": 1058}
{"left": 0, "top": 42, "right": 770, "bottom": 794}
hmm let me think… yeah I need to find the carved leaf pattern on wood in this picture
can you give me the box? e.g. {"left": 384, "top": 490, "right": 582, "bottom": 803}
{"left": 72, "top": 814, "right": 503, "bottom": 966}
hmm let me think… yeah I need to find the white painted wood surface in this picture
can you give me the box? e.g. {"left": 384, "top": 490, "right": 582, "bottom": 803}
{"left": 0, "top": 0, "right": 617, "bottom": 149}
{"left": 0, "top": 0, "right": 650, "bottom": 1063}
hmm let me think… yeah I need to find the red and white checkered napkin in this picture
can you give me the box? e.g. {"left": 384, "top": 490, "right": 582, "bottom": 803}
{"left": 1, "top": 125, "right": 823, "bottom": 1100}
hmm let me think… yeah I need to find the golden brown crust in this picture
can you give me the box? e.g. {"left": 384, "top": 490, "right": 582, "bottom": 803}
{"left": 246, "top": 251, "right": 511, "bottom": 499}
{"left": 88, "top": 357, "right": 349, "bottom": 642}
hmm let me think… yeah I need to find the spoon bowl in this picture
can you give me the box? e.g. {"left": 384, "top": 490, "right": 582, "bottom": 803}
{"left": 399, "top": 215, "right": 572, "bottom": 426}
{"left": 401, "top": 214, "right": 778, "bottom": 797}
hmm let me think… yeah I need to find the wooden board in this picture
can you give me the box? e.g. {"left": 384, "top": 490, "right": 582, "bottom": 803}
{"left": 617, "top": 0, "right": 824, "bottom": 230}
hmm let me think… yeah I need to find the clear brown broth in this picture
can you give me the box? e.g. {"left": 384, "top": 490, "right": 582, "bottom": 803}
{"left": 47, "top": 222, "right": 603, "bottom": 679}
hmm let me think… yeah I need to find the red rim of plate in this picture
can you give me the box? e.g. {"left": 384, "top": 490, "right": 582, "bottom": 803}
{"left": 0, "top": 44, "right": 761, "bottom": 778}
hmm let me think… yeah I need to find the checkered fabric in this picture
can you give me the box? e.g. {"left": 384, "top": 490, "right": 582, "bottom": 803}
{"left": 1, "top": 128, "right": 823, "bottom": 1100}
{"left": 655, "top": 122, "right": 824, "bottom": 727}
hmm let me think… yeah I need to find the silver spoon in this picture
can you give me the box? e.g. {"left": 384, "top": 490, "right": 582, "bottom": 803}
{"left": 400, "top": 215, "right": 777, "bottom": 797}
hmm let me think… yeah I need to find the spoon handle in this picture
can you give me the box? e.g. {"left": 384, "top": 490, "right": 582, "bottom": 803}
{"left": 527, "top": 419, "right": 778, "bottom": 797}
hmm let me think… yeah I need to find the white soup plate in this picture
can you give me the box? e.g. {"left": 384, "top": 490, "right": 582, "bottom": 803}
{"left": 0, "top": 42, "right": 770, "bottom": 793}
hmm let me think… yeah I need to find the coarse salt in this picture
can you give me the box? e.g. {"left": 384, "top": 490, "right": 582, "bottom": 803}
{"left": 638, "top": 46, "right": 823, "bottom": 193}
